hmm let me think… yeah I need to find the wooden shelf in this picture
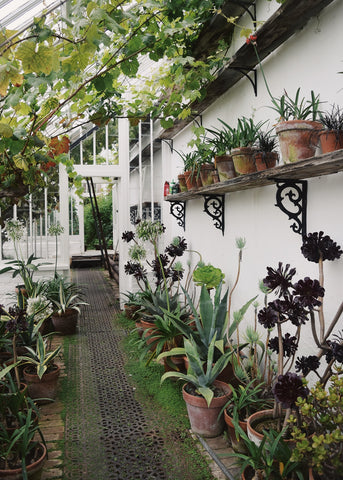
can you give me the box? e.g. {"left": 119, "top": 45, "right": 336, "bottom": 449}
{"left": 165, "top": 150, "right": 343, "bottom": 202}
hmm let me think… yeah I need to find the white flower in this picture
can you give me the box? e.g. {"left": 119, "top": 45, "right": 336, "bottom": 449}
{"left": 26, "top": 295, "right": 53, "bottom": 323}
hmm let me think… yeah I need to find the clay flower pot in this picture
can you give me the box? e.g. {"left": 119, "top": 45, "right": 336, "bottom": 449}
{"left": 224, "top": 408, "right": 248, "bottom": 453}
{"left": 178, "top": 173, "right": 188, "bottom": 192}
{"left": 231, "top": 147, "right": 257, "bottom": 175}
{"left": 23, "top": 364, "right": 61, "bottom": 404}
{"left": 182, "top": 380, "right": 231, "bottom": 438}
{"left": 254, "top": 151, "right": 278, "bottom": 171}
{"left": 199, "top": 163, "right": 215, "bottom": 186}
{"left": 184, "top": 170, "right": 198, "bottom": 190}
{"left": 51, "top": 308, "right": 79, "bottom": 335}
{"left": 214, "top": 155, "right": 236, "bottom": 181}
{"left": 0, "top": 442, "right": 47, "bottom": 479}
{"left": 319, "top": 130, "right": 343, "bottom": 153}
{"left": 275, "top": 120, "right": 321, "bottom": 163}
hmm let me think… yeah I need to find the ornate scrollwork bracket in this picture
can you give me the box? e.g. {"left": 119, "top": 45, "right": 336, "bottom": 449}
{"left": 273, "top": 179, "right": 308, "bottom": 237}
{"left": 203, "top": 195, "right": 225, "bottom": 235}
{"left": 169, "top": 201, "right": 185, "bottom": 230}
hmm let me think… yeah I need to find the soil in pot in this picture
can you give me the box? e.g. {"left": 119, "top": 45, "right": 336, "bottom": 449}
{"left": 247, "top": 409, "right": 293, "bottom": 446}
{"left": 182, "top": 380, "right": 231, "bottom": 438}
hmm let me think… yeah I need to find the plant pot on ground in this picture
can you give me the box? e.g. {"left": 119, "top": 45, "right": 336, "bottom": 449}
{"left": 45, "top": 274, "right": 87, "bottom": 335}
{"left": 158, "top": 333, "right": 233, "bottom": 437}
{"left": 0, "top": 407, "right": 47, "bottom": 480}
{"left": 319, "top": 104, "right": 343, "bottom": 153}
{"left": 20, "top": 333, "right": 61, "bottom": 403}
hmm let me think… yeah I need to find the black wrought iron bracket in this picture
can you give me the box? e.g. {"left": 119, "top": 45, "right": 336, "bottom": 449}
{"left": 161, "top": 139, "right": 173, "bottom": 153}
{"left": 169, "top": 201, "right": 185, "bottom": 230}
{"left": 273, "top": 179, "right": 308, "bottom": 237}
{"left": 232, "top": 0, "right": 256, "bottom": 23}
{"left": 203, "top": 195, "right": 225, "bottom": 235}
{"left": 230, "top": 67, "right": 257, "bottom": 96}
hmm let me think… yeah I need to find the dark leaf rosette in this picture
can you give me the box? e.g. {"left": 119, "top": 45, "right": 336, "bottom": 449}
{"left": 295, "top": 355, "right": 320, "bottom": 376}
{"left": 122, "top": 230, "right": 135, "bottom": 242}
{"left": 325, "top": 340, "right": 343, "bottom": 364}
{"left": 293, "top": 277, "right": 324, "bottom": 309}
{"left": 258, "top": 304, "right": 279, "bottom": 329}
{"left": 171, "top": 269, "right": 184, "bottom": 282}
{"left": 0, "top": 304, "right": 6, "bottom": 315}
{"left": 272, "top": 297, "right": 309, "bottom": 327}
{"left": 272, "top": 372, "right": 309, "bottom": 408}
{"left": 263, "top": 262, "right": 296, "bottom": 297}
{"left": 165, "top": 236, "right": 187, "bottom": 257}
{"left": 269, "top": 333, "right": 298, "bottom": 357}
{"left": 151, "top": 254, "right": 171, "bottom": 284}
{"left": 124, "top": 261, "right": 147, "bottom": 281}
{"left": 301, "top": 231, "right": 343, "bottom": 263}
{"left": 5, "top": 305, "right": 28, "bottom": 333}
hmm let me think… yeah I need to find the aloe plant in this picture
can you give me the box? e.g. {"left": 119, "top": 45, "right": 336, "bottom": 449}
{"left": 20, "top": 333, "right": 61, "bottom": 379}
{"left": 158, "top": 333, "right": 234, "bottom": 407}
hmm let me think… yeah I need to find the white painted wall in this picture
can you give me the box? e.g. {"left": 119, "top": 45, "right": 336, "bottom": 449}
{"left": 122, "top": 0, "right": 343, "bottom": 384}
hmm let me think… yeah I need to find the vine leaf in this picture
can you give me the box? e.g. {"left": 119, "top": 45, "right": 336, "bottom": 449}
{"left": 15, "top": 41, "right": 57, "bottom": 75}
{"left": 0, "top": 64, "right": 24, "bottom": 96}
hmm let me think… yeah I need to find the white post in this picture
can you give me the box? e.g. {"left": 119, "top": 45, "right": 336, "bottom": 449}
{"left": 138, "top": 120, "right": 142, "bottom": 219}
{"left": 150, "top": 118, "right": 154, "bottom": 221}
{"left": 44, "top": 188, "right": 48, "bottom": 259}
{"left": 59, "top": 163, "right": 70, "bottom": 271}
{"left": 118, "top": 118, "right": 130, "bottom": 304}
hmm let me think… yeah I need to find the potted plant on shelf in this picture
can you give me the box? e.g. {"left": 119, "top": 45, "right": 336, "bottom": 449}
{"left": 206, "top": 119, "right": 236, "bottom": 181}
{"left": 158, "top": 333, "right": 233, "bottom": 438}
{"left": 21, "top": 333, "right": 61, "bottom": 403}
{"left": 177, "top": 151, "right": 202, "bottom": 191}
{"left": 254, "top": 130, "right": 279, "bottom": 171}
{"left": 45, "top": 274, "right": 87, "bottom": 335}
{"left": 0, "top": 407, "right": 47, "bottom": 480}
{"left": 230, "top": 117, "right": 266, "bottom": 175}
{"left": 319, "top": 104, "right": 343, "bottom": 153}
{"left": 290, "top": 373, "right": 343, "bottom": 480}
{"left": 272, "top": 88, "right": 322, "bottom": 163}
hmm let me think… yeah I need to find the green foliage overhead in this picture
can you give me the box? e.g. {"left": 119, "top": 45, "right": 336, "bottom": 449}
{"left": 84, "top": 194, "right": 113, "bottom": 249}
{"left": 0, "top": 0, "right": 238, "bottom": 207}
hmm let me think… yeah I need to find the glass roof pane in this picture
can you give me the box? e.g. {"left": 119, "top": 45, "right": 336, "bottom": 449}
{"left": 0, "top": 0, "right": 58, "bottom": 30}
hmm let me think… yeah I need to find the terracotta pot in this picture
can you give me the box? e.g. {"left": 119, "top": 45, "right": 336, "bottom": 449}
{"left": 124, "top": 304, "right": 140, "bottom": 320}
{"left": 182, "top": 380, "right": 231, "bottom": 438}
{"left": 51, "top": 308, "right": 78, "bottom": 335}
{"left": 231, "top": 147, "right": 257, "bottom": 175}
{"left": 178, "top": 174, "right": 188, "bottom": 192}
{"left": 212, "top": 170, "right": 220, "bottom": 183}
{"left": 140, "top": 318, "right": 158, "bottom": 351}
{"left": 199, "top": 164, "right": 215, "bottom": 186}
{"left": 275, "top": 120, "right": 321, "bottom": 163}
{"left": 319, "top": 130, "right": 343, "bottom": 153}
{"left": 23, "top": 364, "right": 61, "bottom": 404}
{"left": 184, "top": 170, "right": 198, "bottom": 190}
{"left": 214, "top": 155, "right": 236, "bottom": 181}
{"left": 247, "top": 409, "right": 293, "bottom": 447}
{"left": 254, "top": 151, "right": 279, "bottom": 171}
{"left": 241, "top": 466, "right": 255, "bottom": 480}
{"left": 0, "top": 442, "right": 47, "bottom": 479}
{"left": 163, "top": 355, "right": 186, "bottom": 373}
{"left": 224, "top": 409, "right": 248, "bottom": 453}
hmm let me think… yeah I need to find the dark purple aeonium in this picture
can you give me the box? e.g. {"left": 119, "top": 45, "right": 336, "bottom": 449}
{"left": 301, "top": 231, "right": 343, "bottom": 263}
{"left": 295, "top": 355, "right": 320, "bottom": 376}
{"left": 263, "top": 262, "right": 296, "bottom": 297}
{"left": 269, "top": 333, "right": 298, "bottom": 358}
{"left": 272, "top": 372, "right": 309, "bottom": 409}
{"left": 122, "top": 230, "right": 135, "bottom": 243}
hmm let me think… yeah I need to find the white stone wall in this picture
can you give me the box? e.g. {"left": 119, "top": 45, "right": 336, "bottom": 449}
{"left": 123, "top": 0, "right": 343, "bottom": 384}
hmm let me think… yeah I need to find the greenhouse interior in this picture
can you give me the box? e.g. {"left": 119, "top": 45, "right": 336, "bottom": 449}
{"left": 0, "top": 1, "right": 342, "bottom": 479}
